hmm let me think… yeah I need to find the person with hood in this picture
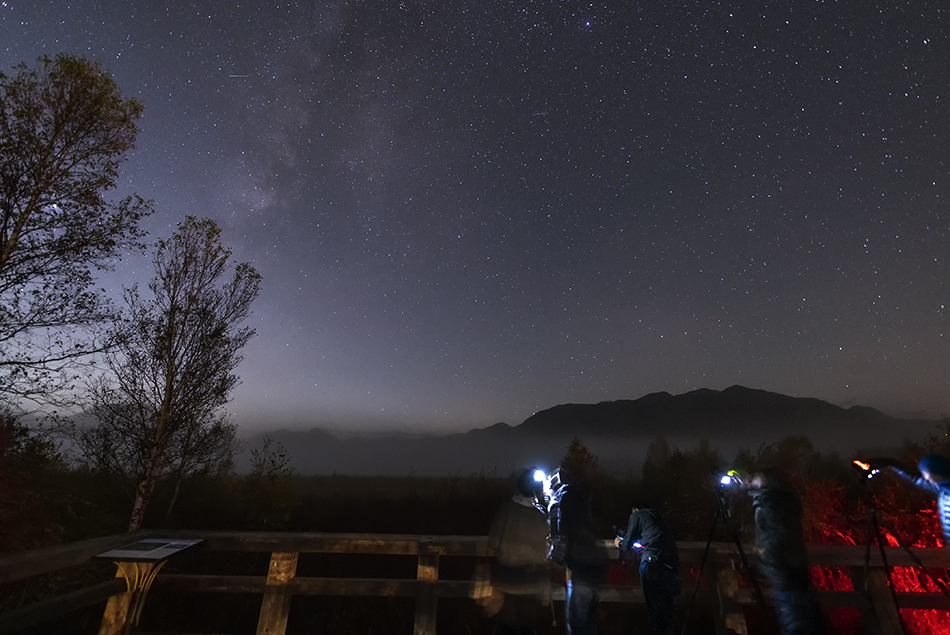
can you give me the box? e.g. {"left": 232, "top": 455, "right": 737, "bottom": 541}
{"left": 486, "top": 467, "right": 552, "bottom": 635}
{"left": 615, "top": 506, "right": 681, "bottom": 635}
{"left": 748, "top": 468, "right": 825, "bottom": 635}
{"left": 550, "top": 466, "right": 608, "bottom": 635}
{"left": 869, "top": 453, "right": 950, "bottom": 552}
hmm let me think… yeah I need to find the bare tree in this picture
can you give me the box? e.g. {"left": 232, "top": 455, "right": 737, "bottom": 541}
{"left": 0, "top": 54, "right": 152, "bottom": 405}
{"left": 560, "top": 436, "right": 601, "bottom": 485}
{"left": 243, "top": 436, "right": 295, "bottom": 529}
{"left": 162, "top": 412, "right": 238, "bottom": 525}
{"left": 83, "top": 216, "right": 260, "bottom": 531}
{"left": 79, "top": 383, "right": 239, "bottom": 524}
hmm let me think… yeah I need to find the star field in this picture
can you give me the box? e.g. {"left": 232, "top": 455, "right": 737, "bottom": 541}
{"left": 2, "top": 1, "right": 948, "bottom": 432}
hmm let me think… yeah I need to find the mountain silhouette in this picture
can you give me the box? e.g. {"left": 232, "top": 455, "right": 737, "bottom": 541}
{"left": 238, "top": 386, "right": 938, "bottom": 476}
{"left": 518, "top": 385, "right": 896, "bottom": 437}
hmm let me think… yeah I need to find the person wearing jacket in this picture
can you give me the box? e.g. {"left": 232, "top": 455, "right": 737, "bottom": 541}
{"left": 615, "top": 506, "right": 681, "bottom": 635}
{"left": 748, "top": 468, "right": 825, "bottom": 635}
{"left": 550, "top": 468, "right": 608, "bottom": 635}
{"left": 487, "top": 467, "right": 552, "bottom": 635}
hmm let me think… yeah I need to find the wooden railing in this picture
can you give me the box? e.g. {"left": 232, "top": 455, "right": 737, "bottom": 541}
{"left": 1, "top": 530, "right": 949, "bottom": 635}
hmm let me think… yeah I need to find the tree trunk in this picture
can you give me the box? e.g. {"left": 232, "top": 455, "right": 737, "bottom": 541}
{"left": 128, "top": 438, "right": 165, "bottom": 532}
{"left": 130, "top": 325, "right": 176, "bottom": 532}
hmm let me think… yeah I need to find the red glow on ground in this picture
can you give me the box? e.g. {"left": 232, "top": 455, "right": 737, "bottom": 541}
{"left": 811, "top": 506, "right": 950, "bottom": 634}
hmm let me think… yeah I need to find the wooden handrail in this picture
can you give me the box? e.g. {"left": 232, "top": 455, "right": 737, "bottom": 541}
{"left": 5, "top": 531, "right": 949, "bottom": 586}
{"left": 0, "top": 579, "right": 126, "bottom": 633}
{"left": 0, "top": 532, "right": 150, "bottom": 585}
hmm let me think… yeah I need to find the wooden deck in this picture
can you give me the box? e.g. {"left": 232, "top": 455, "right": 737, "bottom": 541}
{"left": 1, "top": 530, "right": 948, "bottom": 634}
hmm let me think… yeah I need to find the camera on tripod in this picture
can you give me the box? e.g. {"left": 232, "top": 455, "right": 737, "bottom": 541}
{"left": 682, "top": 467, "right": 772, "bottom": 627}
{"left": 717, "top": 469, "right": 745, "bottom": 489}
{"left": 852, "top": 459, "right": 882, "bottom": 479}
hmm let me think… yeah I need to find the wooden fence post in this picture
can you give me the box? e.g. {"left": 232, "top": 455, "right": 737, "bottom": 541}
{"left": 98, "top": 571, "right": 132, "bottom": 635}
{"left": 98, "top": 561, "right": 165, "bottom": 635}
{"left": 850, "top": 566, "right": 902, "bottom": 635}
{"left": 414, "top": 544, "right": 441, "bottom": 635}
{"left": 256, "top": 552, "right": 299, "bottom": 635}
{"left": 714, "top": 563, "right": 748, "bottom": 635}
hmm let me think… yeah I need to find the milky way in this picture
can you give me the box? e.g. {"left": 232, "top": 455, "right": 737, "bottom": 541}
{"left": 3, "top": 1, "right": 948, "bottom": 432}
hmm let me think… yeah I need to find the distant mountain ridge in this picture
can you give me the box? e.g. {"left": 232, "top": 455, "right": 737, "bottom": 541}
{"left": 238, "top": 386, "right": 938, "bottom": 476}
{"left": 518, "top": 385, "right": 896, "bottom": 437}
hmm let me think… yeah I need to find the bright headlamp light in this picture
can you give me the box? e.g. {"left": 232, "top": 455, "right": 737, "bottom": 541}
{"left": 719, "top": 470, "right": 743, "bottom": 487}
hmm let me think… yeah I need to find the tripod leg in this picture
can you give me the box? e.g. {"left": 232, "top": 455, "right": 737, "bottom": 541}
{"left": 718, "top": 498, "right": 775, "bottom": 635}
{"left": 862, "top": 510, "right": 874, "bottom": 590}
{"left": 874, "top": 510, "right": 950, "bottom": 601}
{"left": 869, "top": 510, "right": 907, "bottom": 635}
{"left": 680, "top": 513, "right": 719, "bottom": 635}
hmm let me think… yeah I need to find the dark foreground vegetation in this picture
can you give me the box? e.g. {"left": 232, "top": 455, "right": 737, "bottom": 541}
{"left": 3, "top": 417, "right": 950, "bottom": 633}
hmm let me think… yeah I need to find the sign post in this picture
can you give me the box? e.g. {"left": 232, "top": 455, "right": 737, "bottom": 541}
{"left": 95, "top": 538, "right": 203, "bottom": 635}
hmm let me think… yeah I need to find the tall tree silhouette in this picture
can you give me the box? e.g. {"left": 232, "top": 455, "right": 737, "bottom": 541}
{"left": 0, "top": 54, "right": 151, "bottom": 405}
{"left": 82, "top": 217, "right": 260, "bottom": 531}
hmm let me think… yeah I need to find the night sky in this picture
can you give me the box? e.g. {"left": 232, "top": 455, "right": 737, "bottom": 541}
{"left": 3, "top": 1, "right": 948, "bottom": 433}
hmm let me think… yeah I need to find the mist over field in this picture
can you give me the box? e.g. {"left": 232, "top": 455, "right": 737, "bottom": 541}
{"left": 236, "top": 386, "right": 941, "bottom": 476}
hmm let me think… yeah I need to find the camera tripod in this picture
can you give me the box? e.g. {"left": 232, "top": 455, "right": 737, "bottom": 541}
{"left": 856, "top": 461, "right": 950, "bottom": 635}
{"left": 861, "top": 504, "right": 909, "bottom": 635}
{"left": 680, "top": 485, "right": 774, "bottom": 635}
